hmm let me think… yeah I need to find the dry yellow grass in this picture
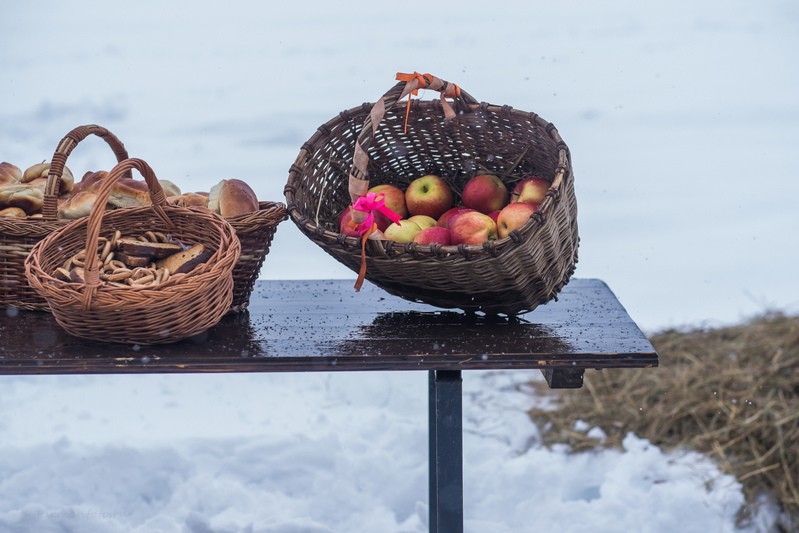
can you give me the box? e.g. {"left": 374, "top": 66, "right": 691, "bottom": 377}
{"left": 529, "top": 312, "right": 799, "bottom": 528}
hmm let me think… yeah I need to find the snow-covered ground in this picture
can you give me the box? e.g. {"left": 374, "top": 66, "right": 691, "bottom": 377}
{"left": 1, "top": 0, "right": 796, "bottom": 531}
{"left": 0, "top": 371, "right": 764, "bottom": 532}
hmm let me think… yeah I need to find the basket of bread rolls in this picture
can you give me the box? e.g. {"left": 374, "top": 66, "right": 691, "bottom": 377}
{"left": 2, "top": 124, "right": 287, "bottom": 313}
{"left": 1, "top": 124, "right": 132, "bottom": 311}
{"left": 25, "top": 157, "right": 240, "bottom": 345}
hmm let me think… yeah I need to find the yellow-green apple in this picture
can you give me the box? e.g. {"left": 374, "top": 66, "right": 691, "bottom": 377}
{"left": 405, "top": 174, "right": 453, "bottom": 219}
{"left": 497, "top": 201, "right": 539, "bottom": 238}
{"left": 369, "top": 184, "right": 408, "bottom": 218}
{"left": 461, "top": 174, "right": 508, "bottom": 214}
{"left": 338, "top": 206, "right": 360, "bottom": 237}
{"left": 412, "top": 226, "right": 452, "bottom": 245}
{"left": 449, "top": 210, "right": 498, "bottom": 245}
{"left": 437, "top": 206, "right": 474, "bottom": 228}
{"left": 511, "top": 176, "right": 550, "bottom": 205}
{"left": 384, "top": 219, "right": 422, "bottom": 243}
{"left": 408, "top": 214, "right": 437, "bottom": 230}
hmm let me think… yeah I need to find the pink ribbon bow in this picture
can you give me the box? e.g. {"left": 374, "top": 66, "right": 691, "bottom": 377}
{"left": 351, "top": 192, "right": 402, "bottom": 235}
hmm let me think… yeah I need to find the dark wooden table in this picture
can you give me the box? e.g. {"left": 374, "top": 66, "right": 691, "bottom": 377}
{"left": 0, "top": 278, "right": 657, "bottom": 533}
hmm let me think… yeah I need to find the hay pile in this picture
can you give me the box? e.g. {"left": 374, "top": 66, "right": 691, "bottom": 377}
{"left": 529, "top": 312, "right": 799, "bottom": 528}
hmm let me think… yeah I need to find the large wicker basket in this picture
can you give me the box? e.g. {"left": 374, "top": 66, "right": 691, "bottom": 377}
{"left": 25, "top": 158, "right": 240, "bottom": 345}
{"left": 1, "top": 124, "right": 130, "bottom": 311}
{"left": 284, "top": 72, "right": 579, "bottom": 315}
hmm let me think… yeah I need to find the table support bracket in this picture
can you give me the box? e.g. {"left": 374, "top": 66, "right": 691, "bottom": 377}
{"left": 542, "top": 367, "right": 585, "bottom": 388}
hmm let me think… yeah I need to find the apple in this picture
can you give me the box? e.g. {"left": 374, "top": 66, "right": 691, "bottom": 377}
{"left": 338, "top": 206, "right": 360, "bottom": 237}
{"left": 368, "top": 183, "right": 408, "bottom": 219}
{"left": 461, "top": 174, "right": 509, "bottom": 214}
{"left": 408, "top": 214, "right": 437, "bottom": 230}
{"left": 372, "top": 210, "right": 395, "bottom": 232}
{"left": 437, "top": 207, "right": 474, "bottom": 228}
{"left": 497, "top": 201, "right": 539, "bottom": 239}
{"left": 449, "top": 210, "right": 498, "bottom": 245}
{"left": 384, "top": 219, "right": 422, "bottom": 243}
{"left": 487, "top": 210, "right": 500, "bottom": 224}
{"left": 511, "top": 176, "right": 551, "bottom": 205}
{"left": 412, "top": 226, "right": 452, "bottom": 246}
{"left": 405, "top": 174, "right": 453, "bottom": 219}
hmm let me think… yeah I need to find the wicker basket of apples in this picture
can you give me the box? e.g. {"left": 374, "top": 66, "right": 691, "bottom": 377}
{"left": 284, "top": 72, "right": 578, "bottom": 315}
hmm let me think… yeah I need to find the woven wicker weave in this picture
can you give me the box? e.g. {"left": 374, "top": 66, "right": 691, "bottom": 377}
{"left": 1, "top": 124, "right": 130, "bottom": 311}
{"left": 25, "top": 158, "right": 240, "bottom": 345}
{"left": 285, "top": 73, "right": 579, "bottom": 315}
{"left": 226, "top": 201, "right": 287, "bottom": 312}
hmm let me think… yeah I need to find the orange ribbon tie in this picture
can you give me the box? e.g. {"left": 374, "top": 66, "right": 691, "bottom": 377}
{"left": 354, "top": 222, "right": 377, "bottom": 291}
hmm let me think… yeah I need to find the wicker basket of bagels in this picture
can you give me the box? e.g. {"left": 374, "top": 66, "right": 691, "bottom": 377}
{"left": 2, "top": 124, "right": 287, "bottom": 313}
{"left": 25, "top": 157, "right": 240, "bottom": 345}
{"left": 285, "top": 72, "right": 579, "bottom": 315}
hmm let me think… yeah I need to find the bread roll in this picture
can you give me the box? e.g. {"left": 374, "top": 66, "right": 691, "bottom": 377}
{"left": 25, "top": 177, "right": 48, "bottom": 190}
{"left": 21, "top": 163, "right": 48, "bottom": 182}
{"left": 168, "top": 192, "right": 209, "bottom": 209}
{"left": 107, "top": 178, "right": 152, "bottom": 208}
{"left": 0, "top": 162, "right": 21, "bottom": 185}
{"left": 73, "top": 170, "right": 107, "bottom": 194}
{"left": 58, "top": 191, "right": 98, "bottom": 219}
{"left": 0, "top": 185, "right": 44, "bottom": 214}
{"left": 74, "top": 172, "right": 150, "bottom": 207}
{"left": 21, "top": 162, "right": 74, "bottom": 193}
{"left": 0, "top": 206, "right": 27, "bottom": 218}
{"left": 208, "top": 179, "right": 259, "bottom": 218}
{"left": 158, "top": 179, "right": 181, "bottom": 198}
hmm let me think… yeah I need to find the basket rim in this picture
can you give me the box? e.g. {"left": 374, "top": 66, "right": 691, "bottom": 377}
{"left": 283, "top": 99, "right": 573, "bottom": 260}
{"left": 284, "top": 98, "right": 573, "bottom": 260}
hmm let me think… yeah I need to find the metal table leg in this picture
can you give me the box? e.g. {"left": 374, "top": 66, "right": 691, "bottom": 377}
{"left": 429, "top": 369, "right": 463, "bottom": 533}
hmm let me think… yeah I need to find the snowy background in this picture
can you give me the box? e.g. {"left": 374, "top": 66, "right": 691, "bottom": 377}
{"left": 1, "top": 0, "right": 797, "bottom": 531}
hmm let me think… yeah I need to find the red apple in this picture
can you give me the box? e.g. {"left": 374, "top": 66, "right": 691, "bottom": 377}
{"left": 487, "top": 210, "right": 500, "bottom": 224}
{"left": 372, "top": 210, "right": 395, "bottom": 232}
{"left": 408, "top": 214, "right": 437, "bottom": 230}
{"left": 384, "top": 219, "right": 422, "bottom": 243}
{"left": 369, "top": 183, "right": 408, "bottom": 219}
{"left": 449, "top": 210, "right": 498, "bottom": 245}
{"left": 497, "top": 201, "right": 539, "bottom": 239}
{"left": 461, "top": 174, "right": 509, "bottom": 214}
{"left": 437, "top": 207, "right": 474, "bottom": 228}
{"left": 511, "top": 176, "right": 551, "bottom": 205}
{"left": 405, "top": 174, "right": 453, "bottom": 219}
{"left": 412, "top": 226, "right": 452, "bottom": 245}
{"left": 338, "top": 206, "right": 360, "bottom": 237}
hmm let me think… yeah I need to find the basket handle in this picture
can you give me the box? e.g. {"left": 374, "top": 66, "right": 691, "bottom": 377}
{"left": 42, "top": 124, "right": 131, "bottom": 220}
{"left": 80, "top": 158, "right": 173, "bottom": 309}
{"left": 347, "top": 72, "right": 479, "bottom": 211}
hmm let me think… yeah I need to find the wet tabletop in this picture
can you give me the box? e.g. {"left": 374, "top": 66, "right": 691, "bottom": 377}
{"left": 0, "top": 279, "right": 657, "bottom": 375}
